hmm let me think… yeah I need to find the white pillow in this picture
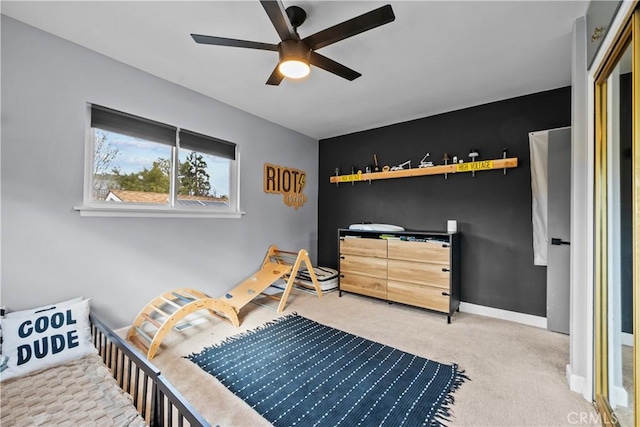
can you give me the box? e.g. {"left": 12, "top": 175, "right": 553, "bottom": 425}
{"left": 0, "top": 298, "right": 96, "bottom": 381}
{"left": 1, "top": 297, "right": 84, "bottom": 356}
{"left": 5, "top": 297, "right": 84, "bottom": 318}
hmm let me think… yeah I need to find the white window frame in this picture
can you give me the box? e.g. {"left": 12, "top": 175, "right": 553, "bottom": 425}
{"left": 75, "top": 104, "right": 243, "bottom": 218}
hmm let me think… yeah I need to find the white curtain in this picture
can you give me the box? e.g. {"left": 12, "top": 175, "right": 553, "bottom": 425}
{"left": 529, "top": 131, "right": 548, "bottom": 266}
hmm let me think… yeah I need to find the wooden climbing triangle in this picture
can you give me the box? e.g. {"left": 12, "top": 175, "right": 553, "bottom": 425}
{"left": 128, "top": 245, "right": 322, "bottom": 359}
{"left": 221, "top": 245, "right": 322, "bottom": 314}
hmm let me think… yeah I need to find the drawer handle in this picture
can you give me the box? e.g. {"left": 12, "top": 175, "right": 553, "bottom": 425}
{"left": 339, "top": 238, "right": 345, "bottom": 241}
{"left": 340, "top": 274, "right": 345, "bottom": 278}
{"left": 340, "top": 256, "right": 345, "bottom": 259}
{"left": 441, "top": 292, "right": 450, "bottom": 296}
{"left": 442, "top": 243, "right": 450, "bottom": 248}
{"left": 441, "top": 268, "right": 450, "bottom": 272}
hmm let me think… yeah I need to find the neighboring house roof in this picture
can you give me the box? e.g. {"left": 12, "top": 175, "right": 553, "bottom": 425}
{"left": 106, "top": 190, "right": 229, "bottom": 207}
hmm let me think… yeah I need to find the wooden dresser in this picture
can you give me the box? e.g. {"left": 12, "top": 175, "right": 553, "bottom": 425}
{"left": 338, "top": 228, "right": 461, "bottom": 322}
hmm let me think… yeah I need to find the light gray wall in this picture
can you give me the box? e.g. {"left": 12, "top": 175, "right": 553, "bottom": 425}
{"left": 1, "top": 16, "right": 319, "bottom": 328}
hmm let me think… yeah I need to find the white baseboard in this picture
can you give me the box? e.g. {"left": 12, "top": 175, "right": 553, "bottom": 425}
{"left": 459, "top": 302, "right": 547, "bottom": 329}
{"left": 610, "top": 384, "right": 629, "bottom": 409}
{"left": 566, "top": 364, "right": 587, "bottom": 396}
{"left": 622, "top": 332, "right": 634, "bottom": 347}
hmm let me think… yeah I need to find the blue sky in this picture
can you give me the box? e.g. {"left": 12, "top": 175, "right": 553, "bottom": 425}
{"left": 95, "top": 130, "right": 230, "bottom": 196}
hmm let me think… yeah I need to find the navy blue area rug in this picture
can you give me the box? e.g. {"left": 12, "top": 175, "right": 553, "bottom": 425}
{"left": 187, "top": 314, "right": 467, "bottom": 427}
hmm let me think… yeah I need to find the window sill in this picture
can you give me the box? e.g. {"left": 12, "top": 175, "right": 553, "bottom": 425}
{"left": 74, "top": 204, "right": 245, "bottom": 218}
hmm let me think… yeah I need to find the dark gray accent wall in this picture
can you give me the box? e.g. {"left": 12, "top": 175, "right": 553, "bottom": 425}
{"left": 318, "top": 87, "right": 571, "bottom": 317}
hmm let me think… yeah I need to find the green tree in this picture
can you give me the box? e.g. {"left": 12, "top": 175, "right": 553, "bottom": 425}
{"left": 112, "top": 159, "right": 170, "bottom": 193}
{"left": 93, "top": 131, "right": 120, "bottom": 198}
{"left": 179, "top": 152, "right": 211, "bottom": 196}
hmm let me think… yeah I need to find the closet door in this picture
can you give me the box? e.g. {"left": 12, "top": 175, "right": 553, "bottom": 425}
{"left": 547, "top": 128, "right": 571, "bottom": 334}
{"left": 594, "top": 7, "right": 639, "bottom": 426}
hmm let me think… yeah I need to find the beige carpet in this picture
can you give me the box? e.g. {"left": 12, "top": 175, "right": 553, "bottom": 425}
{"left": 149, "top": 290, "right": 599, "bottom": 427}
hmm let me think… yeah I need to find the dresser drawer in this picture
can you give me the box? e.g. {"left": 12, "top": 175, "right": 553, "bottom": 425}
{"left": 340, "top": 273, "right": 387, "bottom": 299}
{"left": 340, "top": 254, "right": 387, "bottom": 277}
{"left": 387, "top": 280, "right": 450, "bottom": 313}
{"left": 340, "top": 237, "right": 387, "bottom": 258}
{"left": 387, "top": 259, "right": 449, "bottom": 289}
{"left": 387, "top": 240, "right": 450, "bottom": 265}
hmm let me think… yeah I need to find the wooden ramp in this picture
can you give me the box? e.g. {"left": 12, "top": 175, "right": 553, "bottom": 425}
{"left": 221, "top": 262, "right": 289, "bottom": 308}
{"left": 128, "top": 245, "right": 322, "bottom": 359}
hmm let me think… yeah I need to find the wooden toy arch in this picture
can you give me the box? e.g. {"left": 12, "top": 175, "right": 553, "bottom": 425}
{"left": 128, "top": 245, "right": 322, "bottom": 359}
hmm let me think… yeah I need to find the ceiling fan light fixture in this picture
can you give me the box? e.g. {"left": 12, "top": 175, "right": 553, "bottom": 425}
{"left": 278, "top": 39, "right": 311, "bottom": 79}
{"left": 279, "top": 59, "right": 310, "bottom": 79}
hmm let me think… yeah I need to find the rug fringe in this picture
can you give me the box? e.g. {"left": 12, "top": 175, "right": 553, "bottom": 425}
{"left": 429, "top": 364, "right": 469, "bottom": 427}
{"left": 184, "top": 312, "right": 300, "bottom": 360}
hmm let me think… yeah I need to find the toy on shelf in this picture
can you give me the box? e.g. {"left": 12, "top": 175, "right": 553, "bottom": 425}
{"left": 390, "top": 160, "right": 411, "bottom": 171}
{"left": 128, "top": 245, "right": 322, "bottom": 359}
{"left": 365, "top": 164, "right": 374, "bottom": 184}
{"left": 418, "top": 153, "right": 434, "bottom": 168}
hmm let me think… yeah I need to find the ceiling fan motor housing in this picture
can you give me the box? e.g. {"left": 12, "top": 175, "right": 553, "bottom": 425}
{"left": 279, "top": 39, "right": 311, "bottom": 63}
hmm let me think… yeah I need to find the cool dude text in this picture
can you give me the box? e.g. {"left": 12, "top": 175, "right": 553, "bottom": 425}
{"left": 15, "top": 309, "right": 79, "bottom": 365}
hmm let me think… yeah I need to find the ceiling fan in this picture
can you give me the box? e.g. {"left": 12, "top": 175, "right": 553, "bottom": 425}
{"left": 191, "top": 1, "right": 395, "bottom": 85}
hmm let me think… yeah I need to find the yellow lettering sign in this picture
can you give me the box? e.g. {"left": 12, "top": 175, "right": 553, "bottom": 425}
{"left": 338, "top": 173, "right": 362, "bottom": 182}
{"left": 456, "top": 160, "right": 493, "bottom": 172}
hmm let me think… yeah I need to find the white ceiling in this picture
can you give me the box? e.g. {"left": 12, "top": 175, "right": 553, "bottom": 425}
{"left": 1, "top": 1, "right": 588, "bottom": 140}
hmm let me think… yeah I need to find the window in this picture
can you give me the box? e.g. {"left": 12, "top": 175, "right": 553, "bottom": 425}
{"left": 77, "top": 104, "right": 240, "bottom": 217}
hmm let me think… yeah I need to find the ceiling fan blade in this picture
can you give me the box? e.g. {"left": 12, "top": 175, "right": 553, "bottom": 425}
{"left": 302, "top": 4, "right": 395, "bottom": 51}
{"left": 191, "top": 34, "right": 279, "bottom": 51}
{"left": 266, "top": 65, "right": 285, "bottom": 86}
{"left": 309, "top": 52, "right": 361, "bottom": 81}
{"left": 260, "top": 0, "right": 298, "bottom": 41}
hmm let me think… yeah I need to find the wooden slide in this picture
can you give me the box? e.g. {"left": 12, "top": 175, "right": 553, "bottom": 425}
{"left": 128, "top": 245, "right": 322, "bottom": 359}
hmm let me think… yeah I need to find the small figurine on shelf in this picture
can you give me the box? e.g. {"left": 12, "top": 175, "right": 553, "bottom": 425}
{"left": 418, "top": 153, "right": 434, "bottom": 168}
{"left": 468, "top": 149, "right": 479, "bottom": 177}
{"left": 365, "top": 164, "right": 373, "bottom": 185}
{"left": 390, "top": 160, "right": 411, "bottom": 171}
{"left": 373, "top": 154, "right": 380, "bottom": 172}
